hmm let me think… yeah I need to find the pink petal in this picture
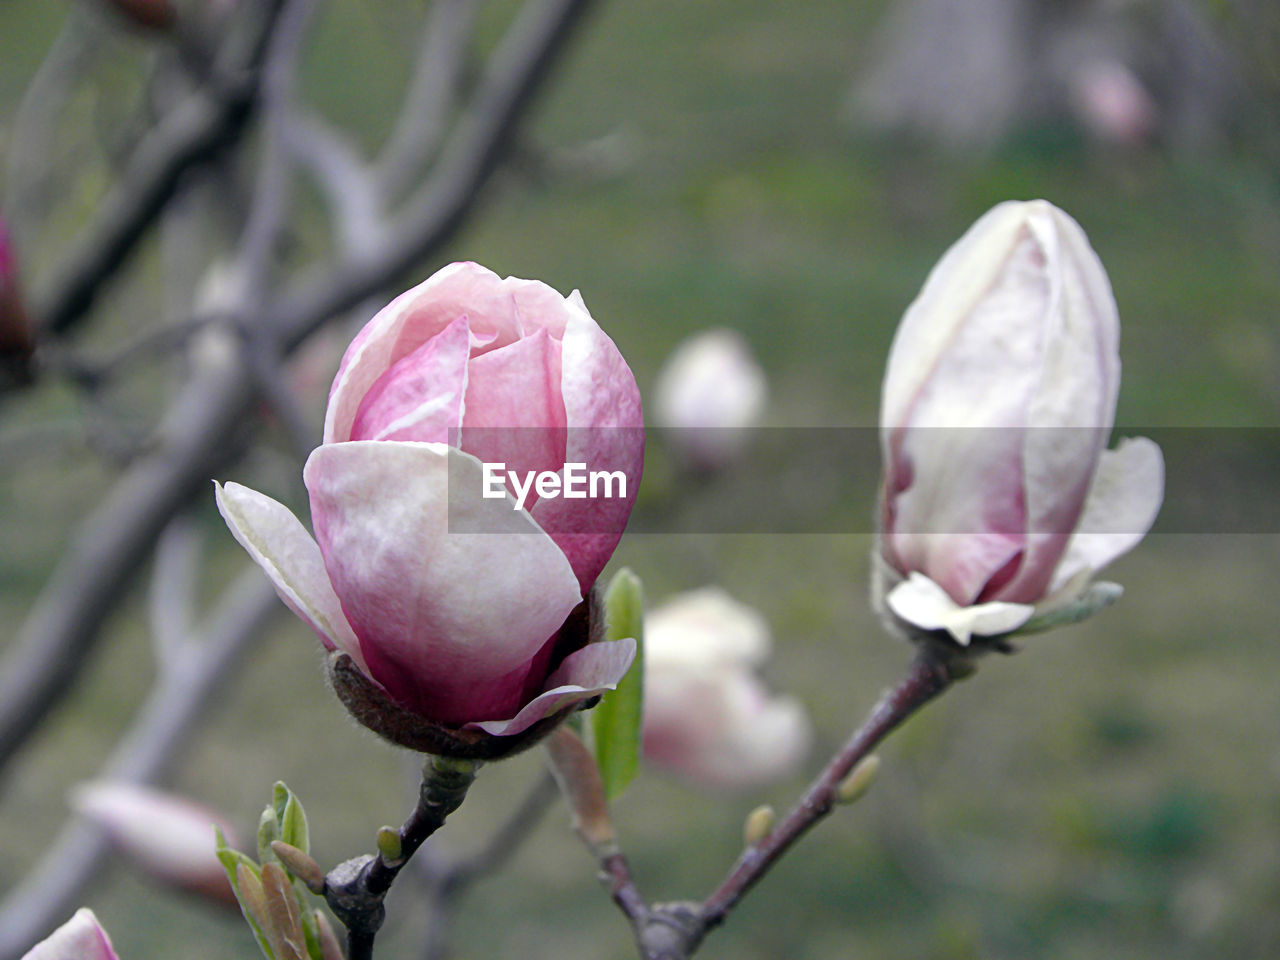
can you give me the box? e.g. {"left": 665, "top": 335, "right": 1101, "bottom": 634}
{"left": 23, "top": 908, "right": 120, "bottom": 960}
{"left": 459, "top": 327, "right": 567, "bottom": 501}
{"left": 349, "top": 315, "right": 470, "bottom": 443}
{"left": 466, "top": 637, "right": 636, "bottom": 736}
{"left": 325, "top": 263, "right": 524, "bottom": 443}
{"left": 888, "top": 426, "right": 1029, "bottom": 604}
{"left": 304, "top": 442, "right": 581, "bottom": 725}
{"left": 71, "top": 781, "right": 233, "bottom": 890}
{"left": 883, "top": 216, "right": 1051, "bottom": 602}
{"left": 214, "top": 481, "right": 366, "bottom": 671}
{"left": 991, "top": 204, "right": 1120, "bottom": 602}
{"left": 532, "top": 298, "right": 644, "bottom": 593}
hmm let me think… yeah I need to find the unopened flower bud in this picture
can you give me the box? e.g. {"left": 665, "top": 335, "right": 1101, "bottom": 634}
{"left": 375, "top": 826, "right": 403, "bottom": 865}
{"left": 878, "top": 200, "right": 1163, "bottom": 646}
{"left": 0, "top": 219, "right": 35, "bottom": 385}
{"left": 835, "top": 755, "right": 880, "bottom": 805}
{"left": 71, "top": 781, "right": 237, "bottom": 905}
{"left": 642, "top": 589, "right": 811, "bottom": 790}
{"left": 742, "top": 804, "right": 775, "bottom": 847}
{"left": 21, "top": 908, "right": 120, "bottom": 960}
{"left": 100, "top": 0, "right": 177, "bottom": 32}
{"left": 270, "top": 841, "right": 325, "bottom": 894}
{"left": 217, "top": 263, "right": 642, "bottom": 756}
{"left": 654, "top": 328, "right": 767, "bottom": 470}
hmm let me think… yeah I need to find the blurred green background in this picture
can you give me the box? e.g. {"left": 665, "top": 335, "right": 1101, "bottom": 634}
{"left": 2, "top": 1, "right": 1280, "bottom": 958}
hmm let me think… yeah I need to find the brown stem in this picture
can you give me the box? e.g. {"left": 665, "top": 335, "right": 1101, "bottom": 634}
{"left": 700, "top": 646, "right": 965, "bottom": 929}
{"left": 324, "top": 756, "right": 480, "bottom": 959}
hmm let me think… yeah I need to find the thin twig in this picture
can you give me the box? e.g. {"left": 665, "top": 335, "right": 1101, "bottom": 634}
{"left": 285, "top": 114, "right": 382, "bottom": 253}
{"left": 0, "top": 0, "right": 596, "bottom": 785}
{"left": 273, "top": 0, "right": 596, "bottom": 351}
{"left": 147, "top": 511, "right": 202, "bottom": 667}
{"left": 1, "top": 12, "right": 96, "bottom": 233}
{"left": 32, "top": 0, "right": 288, "bottom": 338}
{"left": 324, "top": 756, "right": 481, "bottom": 960}
{"left": 417, "top": 769, "right": 559, "bottom": 960}
{"left": 0, "top": 355, "right": 256, "bottom": 774}
{"left": 374, "top": 0, "right": 480, "bottom": 204}
{"left": 573, "top": 646, "right": 969, "bottom": 960}
{"left": 0, "top": 568, "right": 281, "bottom": 960}
{"left": 699, "top": 647, "right": 964, "bottom": 930}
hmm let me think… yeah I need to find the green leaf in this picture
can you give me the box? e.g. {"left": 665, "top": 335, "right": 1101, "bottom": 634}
{"left": 268, "top": 783, "right": 320, "bottom": 958}
{"left": 216, "top": 827, "right": 277, "bottom": 960}
{"left": 589, "top": 568, "right": 645, "bottom": 801}
{"left": 274, "top": 781, "right": 311, "bottom": 854}
{"left": 257, "top": 805, "right": 279, "bottom": 865}
{"left": 1016, "top": 581, "right": 1124, "bottom": 635}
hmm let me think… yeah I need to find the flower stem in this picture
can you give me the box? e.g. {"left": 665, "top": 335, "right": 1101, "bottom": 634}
{"left": 324, "top": 755, "right": 481, "bottom": 959}
{"left": 700, "top": 645, "right": 965, "bottom": 930}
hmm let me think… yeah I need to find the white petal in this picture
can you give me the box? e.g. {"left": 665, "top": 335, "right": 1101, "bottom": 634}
{"left": 887, "top": 572, "right": 1034, "bottom": 644}
{"left": 1049, "top": 436, "right": 1164, "bottom": 592}
{"left": 214, "top": 481, "right": 366, "bottom": 671}
{"left": 644, "top": 587, "right": 772, "bottom": 669}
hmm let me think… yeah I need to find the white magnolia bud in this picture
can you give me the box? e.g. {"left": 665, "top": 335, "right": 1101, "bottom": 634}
{"left": 654, "top": 329, "right": 767, "bottom": 469}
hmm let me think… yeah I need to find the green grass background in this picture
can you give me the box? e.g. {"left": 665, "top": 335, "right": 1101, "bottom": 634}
{"left": 2, "top": 1, "right": 1280, "bottom": 958}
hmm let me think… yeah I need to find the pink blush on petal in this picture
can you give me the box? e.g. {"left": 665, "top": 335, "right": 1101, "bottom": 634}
{"left": 350, "top": 315, "right": 470, "bottom": 443}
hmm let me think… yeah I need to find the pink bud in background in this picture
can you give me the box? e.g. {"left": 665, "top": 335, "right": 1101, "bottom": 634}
{"left": 1069, "top": 60, "right": 1158, "bottom": 148}
{"left": 99, "top": 0, "right": 177, "bottom": 32}
{"left": 71, "top": 781, "right": 237, "bottom": 906}
{"left": 217, "top": 263, "right": 642, "bottom": 744}
{"left": 653, "top": 329, "right": 767, "bottom": 470}
{"left": 642, "top": 588, "right": 811, "bottom": 790}
{"left": 0, "top": 219, "right": 35, "bottom": 382}
{"left": 878, "top": 200, "right": 1163, "bottom": 644}
{"left": 22, "top": 909, "right": 120, "bottom": 960}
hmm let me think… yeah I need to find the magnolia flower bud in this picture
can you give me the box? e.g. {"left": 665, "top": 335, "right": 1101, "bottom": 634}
{"left": 22, "top": 909, "right": 120, "bottom": 960}
{"left": 1068, "top": 60, "right": 1158, "bottom": 148}
{"left": 653, "top": 329, "right": 766, "bottom": 470}
{"left": 71, "top": 781, "right": 237, "bottom": 905}
{"left": 100, "top": 0, "right": 177, "bottom": 32}
{"left": 642, "top": 588, "right": 811, "bottom": 789}
{"left": 217, "top": 263, "right": 642, "bottom": 757}
{"left": 0, "top": 219, "right": 35, "bottom": 384}
{"left": 878, "top": 200, "right": 1163, "bottom": 645}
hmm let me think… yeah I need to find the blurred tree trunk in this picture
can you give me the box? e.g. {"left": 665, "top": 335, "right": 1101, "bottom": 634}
{"left": 850, "top": 0, "right": 1244, "bottom": 153}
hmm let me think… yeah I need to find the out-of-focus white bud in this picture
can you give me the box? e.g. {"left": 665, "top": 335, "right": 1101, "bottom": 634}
{"left": 71, "top": 781, "right": 238, "bottom": 905}
{"left": 653, "top": 329, "right": 767, "bottom": 470}
{"left": 642, "top": 588, "right": 811, "bottom": 790}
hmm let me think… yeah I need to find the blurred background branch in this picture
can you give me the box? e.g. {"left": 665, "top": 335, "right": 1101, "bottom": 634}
{"left": 2, "top": 0, "right": 1279, "bottom": 958}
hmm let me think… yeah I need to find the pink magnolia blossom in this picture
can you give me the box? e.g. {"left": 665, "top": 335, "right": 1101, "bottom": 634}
{"left": 22, "top": 909, "right": 119, "bottom": 960}
{"left": 879, "top": 200, "right": 1163, "bottom": 644}
{"left": 218, "top": 263, "right": 642, "bottom": 738}
{"left": 642, "top": 589, "right": 811, "bottom": 789}
{"left": 71, "top": 781, "right": 237, "bottom": 904}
